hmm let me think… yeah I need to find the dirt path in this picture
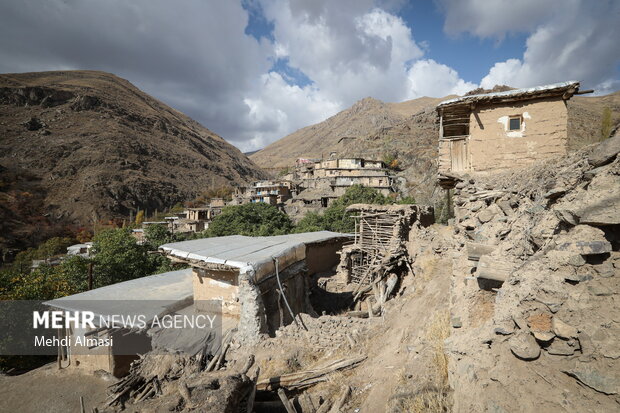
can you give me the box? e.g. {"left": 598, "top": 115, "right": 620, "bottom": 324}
{"left": 0, "top": 363, "right": 109, "bottom": 413}
{"left": 348, "top": 242, "right": 453, "bottom": 412}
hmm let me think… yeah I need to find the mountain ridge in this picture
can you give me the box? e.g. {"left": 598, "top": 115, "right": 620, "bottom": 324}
{"left": 0, "top": 70, "right": 268, "bottom": 253}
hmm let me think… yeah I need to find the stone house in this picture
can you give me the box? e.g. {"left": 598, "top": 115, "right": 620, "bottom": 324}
{"left": 159, "top": 231, "right": 351, "bottom": 341}
{"left": 44, "top": 268, "right": 195, "bottom": 377}
{"left": 436, "top": 81, "right": 587, "bottom": 187}
{"left": 248, "top": 180, "right": 296, "bottom": 206}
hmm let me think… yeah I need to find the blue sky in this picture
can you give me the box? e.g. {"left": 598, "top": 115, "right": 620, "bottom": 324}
{"left": 247, "top": 0, "right": 530, "bottom": 87}
{"left": 0, "top": 0, "right": 618, "bottom": 151}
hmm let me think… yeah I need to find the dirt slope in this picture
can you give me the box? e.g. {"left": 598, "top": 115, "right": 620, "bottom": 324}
{"left": 0, "top": 70, "right": 268, "bottom": 225}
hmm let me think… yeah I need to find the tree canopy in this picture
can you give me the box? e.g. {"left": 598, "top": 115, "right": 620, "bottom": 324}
{"left": 204, "top": 202, "right": 293, "bottom": 237}
{"left": 295, "top": 185, "right": 391, "bottom": 233}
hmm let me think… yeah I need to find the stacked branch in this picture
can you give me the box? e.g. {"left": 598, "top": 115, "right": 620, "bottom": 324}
{"left": 257, "top": 355, "right": 366, "bottom": 391}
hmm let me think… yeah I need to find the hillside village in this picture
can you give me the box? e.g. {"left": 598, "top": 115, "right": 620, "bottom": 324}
{"left": 1, "top": 72, "right": 619, "bottom": 413}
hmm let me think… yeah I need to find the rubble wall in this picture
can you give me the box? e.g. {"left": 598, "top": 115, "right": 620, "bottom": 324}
{"left": 469, "top": 98, "right": 568, "bottom": 173}
{"left": 445, "top": 136, "right": 620, "bottom": 412}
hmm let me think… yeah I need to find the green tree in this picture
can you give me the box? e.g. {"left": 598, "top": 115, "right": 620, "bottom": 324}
{"left": 205, "top": 203, "right": 293, "bottom": 237}
{"left": 144, "top": 224, "right": 173, "bottom": 250}
{"left": 55, "top": 255, "right": 92, "bottom": 293}
{"left": 293, "top": 212, "right": 326, "bottom": 233}
{"left": 295, "top": 185, "right": 389, "bottom": 233}
{"left": 92, "top": 228, "right": 152, "bottom": 287}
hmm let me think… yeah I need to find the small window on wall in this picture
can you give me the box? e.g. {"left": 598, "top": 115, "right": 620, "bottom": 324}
{"left": 509, "top": 116, "right": 521, "bottom": 131}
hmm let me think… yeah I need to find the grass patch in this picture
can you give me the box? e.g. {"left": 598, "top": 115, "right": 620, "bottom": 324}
{"left": 427, "top": 310, "right": 450, "bottom": 383}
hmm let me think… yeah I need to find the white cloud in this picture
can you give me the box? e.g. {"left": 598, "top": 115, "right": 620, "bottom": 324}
{"left": 257, "top": 1, "right": 426, "bottom": 104}
{"left": 439, "top": 0, "right": 565, "bottom": 39}
{"left": 440, "top": 0, "right": 620, "bottom": 93}
{"left": 406, "top": 59, "right": 476, "bottom": 98}
{"left": 236, "top": 0, "right": 474, "bottom": 149}
{"left": 241, "top": 72, "right": 340, "bottom": 149}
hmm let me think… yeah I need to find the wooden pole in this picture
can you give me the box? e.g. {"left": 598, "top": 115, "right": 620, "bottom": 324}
{"left": 278, "top": 388, "right": 298, "bottom": 413}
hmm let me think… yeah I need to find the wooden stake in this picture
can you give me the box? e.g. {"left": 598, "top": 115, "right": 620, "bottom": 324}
{"left": 278, "top": 388, "right": 298, "bottom": 413}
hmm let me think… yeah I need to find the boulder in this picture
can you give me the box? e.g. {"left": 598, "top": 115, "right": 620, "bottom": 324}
{"left": 554, "top": 209, "right": 579, "bottom": 226}
{"left": 547, "top": 338, "right": 581, "bottom": 356}
{"left": 572, "top": 171, "right": 620, "bottom": 226}
{"left": 555, "top": 225, "right": 612, "bottom": 255}
{"left": 552, "top": 317, "right": 578, "bottom": 339}
{"left": 477, "top": 255, "right": 514, "bottom": 283}
{"left": 477, "top": 208, "right": 495, "bottom": 223}
{"left": 587, "top": 133, "right": 620, "bottom": 167}
{"left": 563, "top": 360, "right": 620, "bottom": 395}
{"left": 496, "top": 200, "right": 514, "bottom": 216}
{"left": 544, "top": 187, "right": 567, "bottom": 200}
{"left": 509, "top": 332, "right": 541, "bottom": 361}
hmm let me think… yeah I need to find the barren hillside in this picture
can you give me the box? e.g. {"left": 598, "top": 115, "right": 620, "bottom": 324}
{"left": 0, "top": 71, "right": 267, "bottom": 250}
{"left": 251, "top": 91, "right": 620, "bottom": 204}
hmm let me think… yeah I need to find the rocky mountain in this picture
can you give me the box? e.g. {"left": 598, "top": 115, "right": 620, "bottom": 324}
{"left": 251, "top": 90, "right": 620, "bottom": 205}
{"left": 0, "top": 70, "right": 267, "bottom": 253}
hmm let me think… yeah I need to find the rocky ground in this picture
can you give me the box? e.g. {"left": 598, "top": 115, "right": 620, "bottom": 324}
{"left": 446, "top": 134, "right": 620, "bottom": 412}
{"left": 1, "top": 135, "right": 618, "bottom": 413}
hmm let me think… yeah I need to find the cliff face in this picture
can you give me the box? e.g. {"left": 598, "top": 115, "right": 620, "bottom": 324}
{"left": 0, "top": 70, "right": 268, "bottom": 223}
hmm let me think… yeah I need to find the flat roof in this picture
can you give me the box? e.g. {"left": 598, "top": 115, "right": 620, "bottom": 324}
{"left": 159, "top": 231, "right": 351, "bottom": 272}
{"left": 437, "top": 81, "right": 580, "bottom": 109}
{"left": 44, "top": 268, "right": 193, "bottom": 328}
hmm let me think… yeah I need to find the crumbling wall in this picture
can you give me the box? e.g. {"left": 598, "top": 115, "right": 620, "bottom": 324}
{"left": 305, "top": 239, "right": 348, "bottom": 275}
{"left": 446, "top": 135, "right": 620, "bottom": 412}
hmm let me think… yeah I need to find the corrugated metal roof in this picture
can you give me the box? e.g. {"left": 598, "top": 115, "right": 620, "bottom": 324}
{"left": 437, "top": 81, "right": 580, "bottom": 108}
{"left": 159, "top": 231, "right": 352, "bottom": 270}
{"left": 43, "top": 268, "right": 193, "bottom": 326}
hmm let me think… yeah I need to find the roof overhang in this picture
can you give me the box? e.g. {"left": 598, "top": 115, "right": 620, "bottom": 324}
{"left": 437, "top": 81, "right": 581, "bottom": 113}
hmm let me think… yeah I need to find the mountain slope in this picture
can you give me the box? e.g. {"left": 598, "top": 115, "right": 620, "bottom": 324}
{"left": 0, "top": 70, "right": 267, "bottom": 230}
{"left": 250, "top": 96, "right": 451, "bottom": 171}
{"left": 251, "top": 91, "right": 620, "bottom": 203}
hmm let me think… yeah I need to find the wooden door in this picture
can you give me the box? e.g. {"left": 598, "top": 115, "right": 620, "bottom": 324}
{"left": 450, "top": 138, "right": 468, "bottom": 172}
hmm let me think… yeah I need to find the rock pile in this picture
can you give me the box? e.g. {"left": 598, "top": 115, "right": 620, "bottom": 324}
{"left": 446, "top": 135, "right": 620, "bottom": 412}
{"left": 261, "top": 314, "right": 370, "bottom": 351}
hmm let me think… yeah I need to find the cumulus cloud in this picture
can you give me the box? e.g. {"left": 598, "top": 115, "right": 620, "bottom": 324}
{"left": 406, "top": 59, "right": 476, "bottom": 98}
{"left": 258, "top": 1, "right": 424, "bottom": 104}
{"left": 242, "top": 72, "right": 340, "bottom": 149}
{"left": 5, "top": 0, "right": 615, "bottom": 153}
{"left": 440, "top": 0, "right": 620, "bottom": 94}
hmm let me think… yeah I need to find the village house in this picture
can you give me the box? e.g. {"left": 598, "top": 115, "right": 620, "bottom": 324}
{"left": 288, "top": 157, "right": 394, "bottom": 196}
{"left": 231, "top": 180, "right": 297, "bottom": 206}
{"left": 249, "top": 180, "right": 296, "bottom": 205}
{"left": 280, "top": 156, "right": 395, "bottom": 221}
{"left": 163, "top": 201, "right": 225, "bottom": 234}
{"left": 44, "top": 268, "right": 196, "bottom": 377}
{"left": 436, "top": 81, "right": 589, "bottom": 187}
{"left": 159, "top": 231, "right": 352, "bottom": 340}
{"left": 66, "top": 242, "right": 93, "bottom": 257}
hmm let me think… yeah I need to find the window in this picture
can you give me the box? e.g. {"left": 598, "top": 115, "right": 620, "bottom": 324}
{"left": 509, "top": 116, "right": 521, "bottom": 131}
